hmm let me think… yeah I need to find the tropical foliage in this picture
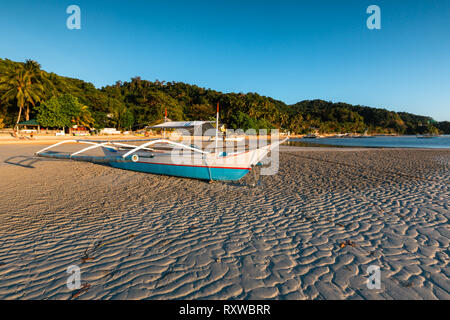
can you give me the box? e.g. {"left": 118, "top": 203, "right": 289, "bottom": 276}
{"left": 0, "top": 58, "right": 447, "bottom": 134}
{"left": 0, "top": 60, "right": 45, "bottom": 128}
{"left": 436, "top": 121, "right": 450, "bottom": 134}
{"left": 36, "top": 94, "right": 94, "bottom": 129}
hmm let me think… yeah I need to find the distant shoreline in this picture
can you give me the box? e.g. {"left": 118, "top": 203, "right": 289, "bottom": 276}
{"left": 0, "top": 133, "right": 449, "bottom": 148}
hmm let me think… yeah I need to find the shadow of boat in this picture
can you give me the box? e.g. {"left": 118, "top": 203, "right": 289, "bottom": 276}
{"left": 3, "top": 155, "right": 61, "bottom": 168}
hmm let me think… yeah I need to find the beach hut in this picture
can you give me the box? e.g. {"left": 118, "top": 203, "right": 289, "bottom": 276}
{"left": 17, "top": 119, "right": 40, "bottom": 134}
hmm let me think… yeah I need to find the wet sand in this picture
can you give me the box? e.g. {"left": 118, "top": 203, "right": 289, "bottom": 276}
{"left": 0, "top": 144, "right": 448, "bottom": 299}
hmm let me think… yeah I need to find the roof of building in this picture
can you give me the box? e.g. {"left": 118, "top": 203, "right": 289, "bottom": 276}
{"left": 18, "top": 119, "right": 40, "bottom": 126}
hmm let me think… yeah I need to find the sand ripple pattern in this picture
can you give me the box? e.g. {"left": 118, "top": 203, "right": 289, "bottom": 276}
{"left": 0, "top": 146, "right": 448, "bottom": 299}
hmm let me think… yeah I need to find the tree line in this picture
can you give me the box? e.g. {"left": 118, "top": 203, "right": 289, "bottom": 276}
{"left": 0, "top": 58, "right": 446, "bottom": 134}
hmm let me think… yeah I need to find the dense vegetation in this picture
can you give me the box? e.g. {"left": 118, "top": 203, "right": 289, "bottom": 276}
{"left": 0, "top": 58, "right": 447, "bottom": 134}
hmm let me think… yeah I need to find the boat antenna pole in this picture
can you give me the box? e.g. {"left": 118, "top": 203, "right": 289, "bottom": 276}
{"left": 215, "top": 102, "right": 219, "bottom": 153}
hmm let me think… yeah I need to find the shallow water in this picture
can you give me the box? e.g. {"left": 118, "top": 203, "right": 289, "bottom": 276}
{"left": 289, "top": 135, "right": 450, "bottom": 149}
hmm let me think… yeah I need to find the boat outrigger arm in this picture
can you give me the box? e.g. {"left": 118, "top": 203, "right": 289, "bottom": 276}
{"left": 36, "top": 139, "right": 208, "bottom": 160}
{"left": 35, "top": 137, "right": 287, "bottom": 181}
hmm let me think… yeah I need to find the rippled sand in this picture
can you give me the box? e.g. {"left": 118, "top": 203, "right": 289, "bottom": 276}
{"left": 0, "top": 144, "right": 448, "bottom": 300}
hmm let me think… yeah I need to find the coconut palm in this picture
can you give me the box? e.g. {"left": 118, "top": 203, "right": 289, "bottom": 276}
{"left": 72, "top": 105, "right": 95, "bottom": 128}
{"left": 23, "top": 60, "right": 55, "bottom": 120}
{"left": 0, "top": 65, "right": 45, "bottom": 129}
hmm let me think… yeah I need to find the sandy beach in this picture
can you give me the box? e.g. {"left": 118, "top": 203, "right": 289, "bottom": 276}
{"left": 0, "top": 143, "right": 448, "bottom": 300}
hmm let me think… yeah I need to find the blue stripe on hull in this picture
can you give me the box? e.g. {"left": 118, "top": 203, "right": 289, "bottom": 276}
{"left": 109, "top": 162, "right": 250, "bottom": 181}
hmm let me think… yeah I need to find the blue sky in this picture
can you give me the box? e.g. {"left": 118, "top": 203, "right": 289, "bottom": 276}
{"left": 1, "top": 0, "right": 449, "bottom": 120}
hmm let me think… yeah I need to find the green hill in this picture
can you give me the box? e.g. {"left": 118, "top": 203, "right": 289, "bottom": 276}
{"left": 0, "top": 58, "right": 445, "bottom": 134}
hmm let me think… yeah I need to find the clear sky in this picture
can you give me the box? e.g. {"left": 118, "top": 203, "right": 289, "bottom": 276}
{"left": 1, "top": 0, "right": 449, "bottom": 120}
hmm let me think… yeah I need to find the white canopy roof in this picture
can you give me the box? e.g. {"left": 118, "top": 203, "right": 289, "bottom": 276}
{"left": 150, "top": 121, "right": 214, "bottom": 129}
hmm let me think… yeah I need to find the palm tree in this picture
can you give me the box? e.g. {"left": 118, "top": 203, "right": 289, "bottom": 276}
{"left": 72, "top": 105, "right": 95, "bottom": 128}
{"left": 23, "top": 60, "right": 54, "bottom": 121}
{"left": 0, "top": 65, "right": 44, "bottom": 129}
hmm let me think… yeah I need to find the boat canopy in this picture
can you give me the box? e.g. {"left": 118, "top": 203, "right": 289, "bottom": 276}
{"left": 150, "top": 121, "right": 217, "bottom": 136}
{"left": 150, "top": 121, "right": 214, "bottom": 129}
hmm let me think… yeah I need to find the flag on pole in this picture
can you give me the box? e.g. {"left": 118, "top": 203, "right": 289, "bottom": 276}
{"left": 215, "top": 102, "right": 220, "bottom": 152}
{"left": 164, "top": 107, "right": 167, "bottom": 138}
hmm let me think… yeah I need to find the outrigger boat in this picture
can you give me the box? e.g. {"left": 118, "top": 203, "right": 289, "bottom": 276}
{"left": 35, "top": 136, "right": 286, "bottom": 181}
{"left": 36, "top": 104, "right": 286, "bottom": 181}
